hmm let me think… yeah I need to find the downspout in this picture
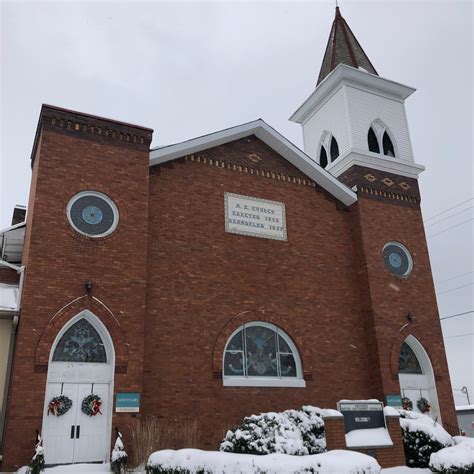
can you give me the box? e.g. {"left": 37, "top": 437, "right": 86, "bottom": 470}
{"left": 0, "top": 261, "right": 24, "bottom": 458}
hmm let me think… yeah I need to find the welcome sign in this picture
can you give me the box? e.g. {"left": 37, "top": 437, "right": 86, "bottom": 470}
{"left": 337, "top": 400, "right": 386, "bottom": 432}
{"left": 224, "top": 193, "right": 287, "bottom": 241}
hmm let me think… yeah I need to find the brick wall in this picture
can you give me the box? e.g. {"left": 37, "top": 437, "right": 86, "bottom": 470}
{"left": 143, "top": 138, "right": 373, "bottom": 449}
{"left": 2, "top": 114, "right": 458, "bottom": 468}
{"left": 1, "top": 106, "right": 152, "bottom": 470}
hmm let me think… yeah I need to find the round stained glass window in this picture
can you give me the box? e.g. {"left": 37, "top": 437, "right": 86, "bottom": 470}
{"left": 383, "top": 242, "right": 413, "bottom": 277}
{"left": 67, "top": 191, "right": 119, "bottom": 237}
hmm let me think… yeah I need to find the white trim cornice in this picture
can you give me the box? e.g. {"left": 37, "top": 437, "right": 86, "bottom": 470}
{"left": 149, "top": 119, "right": 357, "bottom": 207}
{"left": 327, "top": 150, "right": 425, "bottom": 179}
{"left": 290, "top": 64, "right": 416, "bottom": 124}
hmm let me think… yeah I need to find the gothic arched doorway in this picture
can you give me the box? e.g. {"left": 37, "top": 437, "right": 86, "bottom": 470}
{"left": 398, "top": 335, "right": 441, "bottom": 420}
{"left": 41, "top": 310, "right": 115, "bottom": 464}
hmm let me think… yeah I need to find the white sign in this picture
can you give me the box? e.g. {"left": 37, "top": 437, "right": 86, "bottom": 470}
{"left": 224, "top": 193, "right": 287, "bottom": 241}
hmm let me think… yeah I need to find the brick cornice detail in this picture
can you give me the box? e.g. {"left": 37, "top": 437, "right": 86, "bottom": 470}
{"left": 339, "top": 165, "right": 420, "bottom": 209}
{"left": 31, "top": 105, "right": 153, "bottom": 164}
{"left": 34, "top": 295, "right": 129, "bottom": 371}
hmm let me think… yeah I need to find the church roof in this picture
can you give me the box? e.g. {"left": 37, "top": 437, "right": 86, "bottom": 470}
{"left": 317, "top": 7, "right": 378, "bottom": 85}
{"left": 149, "top": 119, "right": 357, "bottom": 207}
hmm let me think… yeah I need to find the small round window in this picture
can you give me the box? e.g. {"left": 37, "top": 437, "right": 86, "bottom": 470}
{"left": 383, "top": 242, "right": 413, "bottom": 277}
{"left": 67, "top": 191, "right": 119, "bottom": 238}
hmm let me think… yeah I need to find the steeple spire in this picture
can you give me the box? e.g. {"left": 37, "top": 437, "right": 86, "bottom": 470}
{"left": 317, "top": 7, "right": 378, "bottom": 85}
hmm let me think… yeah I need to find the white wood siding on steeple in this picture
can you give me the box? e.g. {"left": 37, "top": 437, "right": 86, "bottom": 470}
{"left": 302, "top": 86, "right": 350, "bottom": 164}
{"left": 345, "top": 86, "right": 414, "bottom": 162}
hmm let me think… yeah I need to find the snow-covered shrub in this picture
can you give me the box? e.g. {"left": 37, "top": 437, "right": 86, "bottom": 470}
{"left": 111, "top": 429, "right": 128, "bottom": 473}
{"left": 398, "top": 409, "right": 453, "bottom": 468}
{"left": 219, "top": 405, "right": 325, "bottom": 456}
{"left": 27, "top": 431, "right": 45, "bottom": 474}
{"left": 146, "top": 448, "right": 381, "bottom": 474}
{"left": 429, "top": 436, "right": 474, "bottom": 474}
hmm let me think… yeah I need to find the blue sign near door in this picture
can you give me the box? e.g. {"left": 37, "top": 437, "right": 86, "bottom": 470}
{"left": 115, "top": 392, "right": 140, "bottom": 413}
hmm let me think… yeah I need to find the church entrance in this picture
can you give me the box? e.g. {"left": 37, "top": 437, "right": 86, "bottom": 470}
{"left": 398, "top": 335, "right": 441, "bottom": 420}
{"left": 41, "top": 311, "right": 114, "bottom": 465}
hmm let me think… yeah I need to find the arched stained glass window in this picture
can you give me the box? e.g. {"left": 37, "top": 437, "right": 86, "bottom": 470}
{"left": 383, "top": 131, "right": 395, "bottom": 157}
{"left": 330, "top": 136, "right": 339, "bottom": 161}
{"left": 319, "top": 147, "right": 328, "bottom": 169}
{"left": 52, "top": 318, "right": 107, "bottom": 363}
{"left": 223, "top": 323, "right": 301, "bottom": 379}
{"left": 368, "top": 127, "right": 380, "bottom": 153}
{"left": 399, "top": 341, "right": 422, "bottom": 374}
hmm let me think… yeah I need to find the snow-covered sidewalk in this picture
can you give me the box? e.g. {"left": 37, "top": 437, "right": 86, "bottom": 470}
{"left": 16, "top": 461, "right": 435, "bottom": 473}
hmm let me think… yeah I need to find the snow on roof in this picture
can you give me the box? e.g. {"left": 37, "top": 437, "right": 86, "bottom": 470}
{"left": 456, "top": 404, "right": 474, "bottom": 412}
{"left": 149, "top": 119, "right": 357, "bottom": 207}
{"left": 0, "top": 283, "right": 19, "bottom": 311}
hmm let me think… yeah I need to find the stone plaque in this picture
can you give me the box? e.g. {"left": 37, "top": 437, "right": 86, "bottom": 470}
{"left": 337, "top": 400, "right": 386, "bottom": 432}
{"left": 224, "top": 193, "right": 287, "bottom": 241}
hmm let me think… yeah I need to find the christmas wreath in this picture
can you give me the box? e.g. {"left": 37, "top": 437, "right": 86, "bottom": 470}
{"left": 402, "top": 397, "right": 413, "bottom": 410}
{"left": 81, "top": 394, "right": 102, "bottom": 416}
{"left": 417, "top": 397, "right": 431, "bottom": 413}
{"left": 48, "top": 395, "right": 73, "bottom": 416}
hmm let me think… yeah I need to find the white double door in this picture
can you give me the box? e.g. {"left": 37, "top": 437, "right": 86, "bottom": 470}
{"left": 43, "top": 382, "right": 110, "bottom": 464}
{"left": 399, "top": 373, "right": 441, "bottom": 421}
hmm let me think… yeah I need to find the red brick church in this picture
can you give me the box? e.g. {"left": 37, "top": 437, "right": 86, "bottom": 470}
{"left": 0, "top": 7, "right": 458, "bottom": 470}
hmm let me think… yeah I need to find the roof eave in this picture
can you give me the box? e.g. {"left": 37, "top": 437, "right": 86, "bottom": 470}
{"left": 149, "top": 120, "right": 357, "bottom": 207}
{"left": 291, "top": 64, "right": 416, "bottom": 124}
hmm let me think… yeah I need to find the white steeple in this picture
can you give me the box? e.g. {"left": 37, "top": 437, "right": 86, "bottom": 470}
{"left": 290, "top": 8, "right": 424, "bottom": 181}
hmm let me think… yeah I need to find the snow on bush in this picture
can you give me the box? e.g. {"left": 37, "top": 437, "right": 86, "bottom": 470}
{"left": 219, "top": 405, "right": 325, "bottom": 456}
{"left": 146, "top": 448, "right": 381, "bottom": 474}
{"left": 429, "top": 436, "right": 474, "bottom": 474}
{"left": 398, "top": 409, "right": 453, "bottom": 468}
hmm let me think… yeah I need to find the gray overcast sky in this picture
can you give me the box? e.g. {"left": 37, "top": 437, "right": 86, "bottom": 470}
{"left": 1, "top": 1, "right": 473, "bottom": 405}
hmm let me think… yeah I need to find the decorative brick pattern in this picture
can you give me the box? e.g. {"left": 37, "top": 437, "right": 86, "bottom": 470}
{"left": 340, "top": 166, "right": 421, "bottom": 208}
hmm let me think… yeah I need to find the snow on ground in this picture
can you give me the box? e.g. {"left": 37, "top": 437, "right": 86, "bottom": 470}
{"left": 456, "top": 404, "right": 474, "bottom": 411}
{"left": 147, "top": 448, "right": 381, "bottom": 473}
{"left": 381, "top": 468, "right": 431, "bottom": 473}
{"left": 429, "top": 435, "right": 474, "bottom": 472}
{"left": 17, "top": 464, "right": 112, "bottom": 473}
{"left": 345, "top": 427, "right": 393, "bottom": 448}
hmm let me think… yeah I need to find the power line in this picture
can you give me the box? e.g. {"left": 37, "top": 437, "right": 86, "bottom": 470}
{"left": 436, "top": 270, "right": 474, "bottom": 285}
{"left": 425, "top": 198, "right": 474, "bottom": 222}
{"left": 445, "top": 332, "right": 474, "bottom": 339}
{"left": 440, "top": 310, "right": 474, "bottom": 321}
{"left": 437, "top": 282, "right": 474, "bottom": 296}
{"left": 425, "top": 206, "right": 474, "bottom": 228}
{"left": 426, "top": 218, "right": 474, "bottom": 239}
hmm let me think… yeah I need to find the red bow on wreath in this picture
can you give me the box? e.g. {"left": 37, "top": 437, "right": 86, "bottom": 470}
{"left": 82, "top": 394, "right": 102, "bottom": 416}
{"left": 48, "top": 399, "right": 61, "bottom": 416}
{"left": 91, "top": 398, "right": 102, "bottom": 416}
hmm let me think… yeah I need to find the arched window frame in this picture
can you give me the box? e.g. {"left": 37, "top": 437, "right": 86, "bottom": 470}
{"left": 368, "top": 119, "right": 397, "bottom": 158}
{"left": 222, "top": 321, "right": 305, "bottom": 388}
{"left": 49, "top": 310, "right": 115, "bottom": 367}
{"left": 399, "top": 335, "right": 434, "bottom": 378}
{"left": 318, "top": 131, "right": 340, "bottom": 169}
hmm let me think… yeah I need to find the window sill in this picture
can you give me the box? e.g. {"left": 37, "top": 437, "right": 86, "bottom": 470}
{"left": 223, "top": 378, "right": 306, "bottom": 388}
